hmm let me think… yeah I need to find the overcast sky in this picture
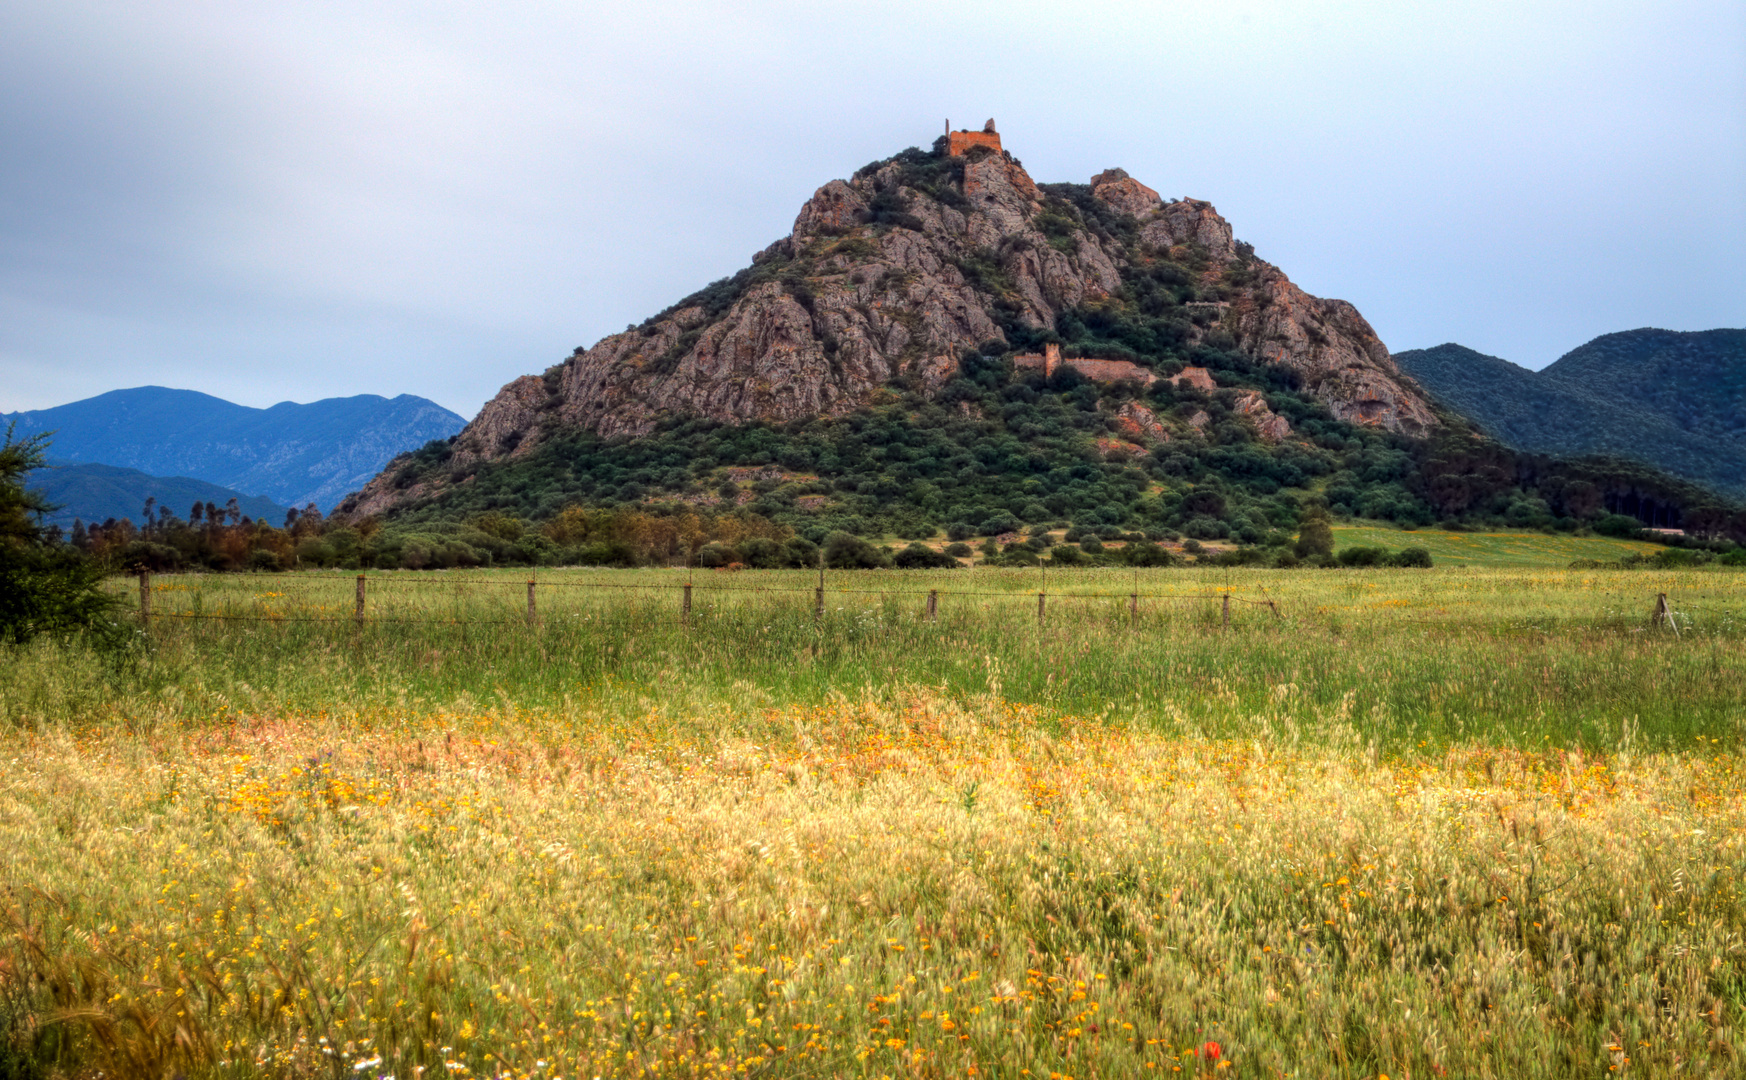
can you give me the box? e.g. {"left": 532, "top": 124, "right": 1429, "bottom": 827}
{"left": 2, "top": 0, "right": 1742, "bottom": 417}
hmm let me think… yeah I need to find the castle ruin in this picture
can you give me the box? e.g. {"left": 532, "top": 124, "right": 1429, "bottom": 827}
{"left": 946, "top": 118, "right": 1003, "bottom": 157}
{"left": 1013, "top": 343, "right": 1158, "bottom": 386}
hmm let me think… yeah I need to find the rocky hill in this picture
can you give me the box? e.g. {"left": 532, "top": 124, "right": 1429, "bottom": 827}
{"left": 347, "top": 128, "right": 1433, "bottom": 517}
{"left": 1394, "top": 329, "right": 1746, "bottom": 499}
{"left": 4, "top": 387, "right": 466, "bottom": 510}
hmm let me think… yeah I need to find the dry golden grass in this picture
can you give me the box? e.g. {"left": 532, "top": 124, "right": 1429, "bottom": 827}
{"left": 5, "top": 679, "right": 1745, "bottom": 1078}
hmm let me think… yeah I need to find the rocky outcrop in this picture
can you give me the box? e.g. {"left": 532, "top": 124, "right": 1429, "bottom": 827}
{"left": 1114, "top": 400, "right": 1170, "bottom": 443}
{"left": 348, "top": 131, "right": 1436, "bottom": 514}
{"left": 451, "top": 376, "right": 548, "bottom": 468}
{"left": 1089, "top": 168, "right": 1162, "bottom": 217}
{"left": 1168, "top": 366, "right": 1218, "bottom": 392}
{"left": 1231, "top": 270, "right": 1435, "bottom": 432}
{"left": 1233, "top": 391, "right": 1292, "bottom": 443}
{"left": 1140, "top": 201, "right": 1236, "bottom": 261}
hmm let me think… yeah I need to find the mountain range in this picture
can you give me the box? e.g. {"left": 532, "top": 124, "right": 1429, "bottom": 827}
{"left": 1392, "top": 329, "right": 1746, "bottom": 499}
{"left": 5, "top": 387, "right": 466, "bottom": 513}
{"left": 29, "top": 462, "right": 289, "bottom": 529}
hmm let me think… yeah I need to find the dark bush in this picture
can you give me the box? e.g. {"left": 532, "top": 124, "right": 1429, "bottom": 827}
{"left": 1121, "top": 541, "right": 1178, "bottom": 567}
{"left": 1335, "top": 546, "right": 1389, "bottom": 567}
{"left": 695, "top": 542, "right": 738, "bottom": 568}
{"left": 1389, "top": 546, "right": 1433, "bottom": 568}
{"left": 894, "top": 543, "right": 959, "bottom": 569}
{"left": 1047, "top": 544, "right": 1086, "bottom": 566}
{"left": 824, "top": 531, "right": 891, "bottom": 569}
{"left": 1594, "top": 513, "right": 1645, "bottom": 538}
{"left": 783, "top": 537, "right": 821, "bottom": 568}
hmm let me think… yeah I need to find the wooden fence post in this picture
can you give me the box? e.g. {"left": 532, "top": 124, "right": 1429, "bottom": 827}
{"left": 1037, "top": 591, "right": 1046, "bottom": 625}
{"left": 1653, "top": 592, "right": 1676, "bottom": 633}
{"left": 1222, "top": 593, "right": 1231, "bottom": 629}
{"left": 526, "top": 580, "right": 537, "bottom": 627}
{"left": 682, "top": 583, "right": 693, "bottom": 626}
{"left": 1130, "top": 592, "right": 1138, "bottom": 621}
{"left": 355, "top": 575, "right": 366, "bottom": 622}
{"left": 138, "top": 569, "right": 151, "bottom": 625}
{"left": 926, "top": 589, "right": 938, "bottom": 622}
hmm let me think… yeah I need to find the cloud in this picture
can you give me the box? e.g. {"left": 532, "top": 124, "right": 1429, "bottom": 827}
{"left": 1, "top": 0, "right": 1742, "bottom": 415}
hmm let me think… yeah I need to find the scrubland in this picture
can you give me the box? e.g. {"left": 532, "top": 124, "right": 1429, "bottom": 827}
{"left": 3, "top": 565, "right": 1744, "bottom": 1078}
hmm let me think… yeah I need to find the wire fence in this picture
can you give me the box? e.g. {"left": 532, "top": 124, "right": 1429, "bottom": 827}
{"left": 113, "top": 567, "right": 1745, "bottom": 637}
{"left": 120, "top": 567, "right": 1291, "bottom": 630}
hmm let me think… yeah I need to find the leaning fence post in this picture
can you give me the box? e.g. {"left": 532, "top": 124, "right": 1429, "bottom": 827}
{"left": 138, "top": 568, "right": 151, "bottom": 625}
{"left": 355, "top": 575, "right": 366, "bottom": 622}
{"left": 1653, "top": 592, "right": 1676, "bottom": 633}
{"left": 926, "top": 589, "right": 938, "bottom": 622}
{"left": 526, "top": 580, "right": 537, "bottom": 627}
{"left": 682, "top": 583, "right": 693, "bottom": 626}
{"left": 1222, "top": 592, "right": 1231, "bottom": 629}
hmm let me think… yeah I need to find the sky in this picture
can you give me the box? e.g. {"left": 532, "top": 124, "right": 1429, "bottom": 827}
{"left": 2, "top": 0, "right": 1742, "bottom": 418}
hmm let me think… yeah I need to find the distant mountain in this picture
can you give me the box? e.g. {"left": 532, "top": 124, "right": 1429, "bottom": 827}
{"left": 2, "top": 387, "right": 466, "bottom": 510}
{"left": 27, "top": 461, "right": 290, "bottom": 529}
{"left": 1393, "top": 329, "right": 1746, "bottom": 499}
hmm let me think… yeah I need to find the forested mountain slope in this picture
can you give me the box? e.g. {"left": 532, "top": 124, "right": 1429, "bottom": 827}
{"left": 1393, "top": 330, "right": 1746, "bottom": 499}
{"left": 28, "top": 461, "right": 288, "bottom": 528}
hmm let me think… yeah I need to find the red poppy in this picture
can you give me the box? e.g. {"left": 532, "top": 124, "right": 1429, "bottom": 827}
{"left": 1201, "top": 1040, "right": 1222, "bottom": 1061}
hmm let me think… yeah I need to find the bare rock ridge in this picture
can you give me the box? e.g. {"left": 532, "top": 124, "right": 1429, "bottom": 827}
{"left": 346, "top": 128, "right": 1433, "bottom": 516}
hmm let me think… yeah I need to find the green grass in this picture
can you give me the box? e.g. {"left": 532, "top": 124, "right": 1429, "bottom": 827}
{"left": 5, "top": 565, "right": 1746, "bottom": 1078}
{"left": 1332, "top": 523, "right": 1662, "bottom": 566}
{"left": 3, "top": 563, "right": 1741, "bottom": 754}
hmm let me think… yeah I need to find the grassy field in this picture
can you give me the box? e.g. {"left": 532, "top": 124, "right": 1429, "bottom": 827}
{"left": 4, "top": 564, "right": 1746, "bottom": 1078}
{"left": 1330, "top": 524, "right": 1663, "bottom": 567}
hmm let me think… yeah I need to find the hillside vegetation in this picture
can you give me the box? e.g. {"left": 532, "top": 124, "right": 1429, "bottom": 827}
{"left": 349, "top": 348, "right": 1742, "bottom": 569}
{"left": 27, "top": 461, "right": 287, "bottom": 528}
{"left": 1394, "top": 329, "right": 1746, "bottom": 499}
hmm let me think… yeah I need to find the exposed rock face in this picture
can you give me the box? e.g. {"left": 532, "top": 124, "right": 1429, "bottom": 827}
{"left": 1140, "top": 200, "right": 1236, "bottom": 261}
{"left": 1114, "top": 400, "right": 1170, "bottom": 443}
{"left": 451, "top": 376, "right": 548, "bottom": 469}
{"left": 546, "top": 148, "right": 1125, "bottom": 445}
{"left": 348, "top": 134, "right": 1435, "bottom": 515}
{"left": 1089, "top": 168, "right": 1162, "bottom": 217}
{"left": 1231, "top": 272, "right": 1435, "bottom": 431}
{"left": 1168, "top": 366, "right": 1219, "bottom": 392}
{"left": 1083, "top": 182, "right": 1430, "bottom": 433}
{"left": 1233, "top": 391, "right": 1293, "bottom": 443}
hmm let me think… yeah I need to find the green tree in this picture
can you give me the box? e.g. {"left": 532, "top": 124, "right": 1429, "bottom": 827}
{"left": 1294, "top": 506, "right": 1334, "bottom": 559}
{"left": 0, "top": 426, "right": 123, "bottom": 646}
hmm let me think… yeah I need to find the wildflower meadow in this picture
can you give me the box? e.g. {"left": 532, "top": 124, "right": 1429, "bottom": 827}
{"left": 3, "top": 564, "right": 1744, "bottom": 1078}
